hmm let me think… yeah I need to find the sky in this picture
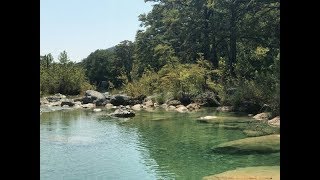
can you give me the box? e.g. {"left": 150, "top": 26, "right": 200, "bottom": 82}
{"left": 40, "top": 0, "right": 153, "bottom": 62}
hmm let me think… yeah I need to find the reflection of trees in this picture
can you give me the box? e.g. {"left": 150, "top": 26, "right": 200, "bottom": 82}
{"left": 127, "top": 111, "right": 280, "bottom": 179}
{"left": 40, "top": 110, "right": 87, "bottom": 138}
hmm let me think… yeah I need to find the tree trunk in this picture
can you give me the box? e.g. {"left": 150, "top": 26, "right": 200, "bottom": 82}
{"left": 229, "top": 4, "right": 237, "bottom": 77}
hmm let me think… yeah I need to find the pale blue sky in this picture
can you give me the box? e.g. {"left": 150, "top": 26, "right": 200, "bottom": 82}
{"left": 40, "top": 0, "right": 153, "bottom": 62}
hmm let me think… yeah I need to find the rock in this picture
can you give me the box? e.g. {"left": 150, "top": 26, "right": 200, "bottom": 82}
{"left": 93, "top": 108, "right": 102, "bottom": 112}
{"left": 61, "top": 99, "right": 75, "bottom": 107}
{"left": 186, "top": 103, "right": 200, "bottom": 111}
{"left": 46, "top": 93, "right": 66, "bottom": 102}
{"left": 82, "top": 90, "right": 106, "bottom": 105}
{"left": 203, "top": 166, "right": 280, "bottom": 180}
{"left": 81, "top": 103, "right": 95, "bottom": 109}
{"left": 111, "top": 108, "right": 135, "bottom": 118}
{"left": 268, "top": 116, "right": 280, "bottom": 127}
{"left": 212, "top": 134, "right": 280, "bottom": 154}
{"left": 110, "top": 94, "right": 131, "bottom": 106}
{"left": 216, "top": 106, "right": 233, "bottom": 112}
{"left": 167, "top": 105, "right": 176, "bottom": 111}
{"left": 179, "top": 95, "right": 192, "bottom": 106}
{"left": 243, "top": 130, "right": 267, "bottom": 137}
{"left": 253, "top": 112, "right": 271, "bottom": 121}
{"left": 105, "top": 103, "right": 114, "bottom": 109}
{"left": 131, "top": 104, "right": 142, "bottom": 111}
{"left": 199, "top": 116, "right": 218, "bottom": 120}
{"left": 40, "top": 98, "right": 49, "bottom": 105}
{"left": 176, "top": 105, "right": 188, "bottom": 113}
{"left": 73, "top": 104, "right": 82, "bottom": 109}
{"left": 74, "top": 101, "right": 82, "bottom": 106}
{"left": 154, "top": 103, "right": 159, "bottom": 107}
{"left": 62, "top": 105, "right": 69, "bottom": 108}
{"left": 160, "top": 103, "right": 168, "bottom": 109}
{"left": 194, "top": 91, "right": 220, "bottom": 107}
{"left": 144, "top": 99, "right": 154, "bottom": 107}
{"left": 49, "top": 101, "right": 61, "bottom": 106}
{"left": 167, "top": 100, "right": 181, "bottom": 106}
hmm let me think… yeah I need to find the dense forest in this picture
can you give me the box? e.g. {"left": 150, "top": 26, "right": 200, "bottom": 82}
{"left": 40, "top": 0, "right": 279, "bottom": 116}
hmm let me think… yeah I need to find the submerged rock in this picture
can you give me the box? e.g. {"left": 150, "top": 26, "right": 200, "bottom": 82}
{"left": 268, "top": 116, "right": 280, "bottom": 127}
{"left": 212, "top": 134, "right": 280, "bottom": 154}
{"left": 93, "top": 108, "right": 102, "bottom": 112}
{"left": 253, "top": 112, "right": 271, "bottom": 121}
{"left": 203, "top": 166, "right": 280, "bottom": 180}
{"left": 200, "top": 116, "right": 218, "bottom": 120}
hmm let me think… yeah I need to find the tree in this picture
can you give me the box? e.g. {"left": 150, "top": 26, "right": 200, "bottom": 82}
{"left": 58, "top": 50, "right": 70, "bottom": 64}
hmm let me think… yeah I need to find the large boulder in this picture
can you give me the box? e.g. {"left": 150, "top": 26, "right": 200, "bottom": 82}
{"left": 268, "top": 116, "right": 280, "bottom": 127}
{"left": 212, "top": 134, "right": 280, "bottom": 154}
{"left": 253, "top": 112, "right": 271, "bottom": 121}
{"left": 110, "top": 94, "right": 131, "bottom": 106}
{"left": 194, "top": 91, "right": 220, "bottom": 107}
{"left": 82, "top": 90, "right": 106, "bottom": 105}
{"left": 111, "top": 108, "right": 135, "bottom": 118}
{"left": 203, "top": 166, "right": 280, "bottom": 180}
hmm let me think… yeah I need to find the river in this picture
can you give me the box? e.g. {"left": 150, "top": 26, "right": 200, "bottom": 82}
{"left": 40, "top": 108, "right": 280, "bottom": 180}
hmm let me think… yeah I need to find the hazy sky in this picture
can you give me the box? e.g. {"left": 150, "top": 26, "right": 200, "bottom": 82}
{"left": 40, "top": 0, "right": 153, "bottom": 62}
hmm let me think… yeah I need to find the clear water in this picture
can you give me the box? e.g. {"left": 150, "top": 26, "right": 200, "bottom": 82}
{"left": 40, "top": 108, "right": 280, "bottom": 180}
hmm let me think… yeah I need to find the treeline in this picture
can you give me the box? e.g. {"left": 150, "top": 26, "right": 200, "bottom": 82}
{"left": 40, "top": 51, "right": 93, "bottom": 96}
{"left": 40, "top": 0, "right": 280, "bottom": 115}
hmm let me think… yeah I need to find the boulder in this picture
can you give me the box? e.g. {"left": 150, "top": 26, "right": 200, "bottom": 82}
{"left": 82, "top": 90, "right": 106, "bottom": 104}
{"left": 110, "top": 94, "right": 131, "bottom": 106}
{"left": 40, "top": 98, "right": 49, "bottom": 105}
{"left": 212, "top": 134, "right": 280, "bottom": 154}
{"left": 194, "top": 91, "right": 220, "bottom": 107}
{"left": 131, "top": 104, "right": 142, "bottom": 111}
{"left": 186, "top": 103, "right": 200, "bottom": 111}
{"left": 143, "top": 99, "right": 154, "bottom": 107}
{"left": 203, "top": 166, "right": 280, "bottom": 180}
{"left": 167, "top": 100, "right": 181, "bottom": 106}
{"left": 253, "top": 112, "right": 271, "bottom": 121}
{"left": 105, "top": 103, "right": 114, "bottom": 109}
{"left": 167, "top": 105, "right": 176, "bottom": 111}
{"left": 176, "top": 105, "right": 188, "bottom": 113}
{"left": 216, "top": 106, "right": 233, "bottom": 112}
{"left": 111, "top": 108, "right": 135, "bottom": 118}
{"left": 268, "top": 116, "right": 280, "bottom": 127}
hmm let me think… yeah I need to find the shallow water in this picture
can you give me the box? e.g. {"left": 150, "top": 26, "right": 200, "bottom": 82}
{"left": 40, "top": 108, "right": 280, "bottom": 180}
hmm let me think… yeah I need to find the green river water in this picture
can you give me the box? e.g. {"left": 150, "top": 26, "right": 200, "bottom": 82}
{"left": 40, "top": 108, "right": 280, "bottom": 180}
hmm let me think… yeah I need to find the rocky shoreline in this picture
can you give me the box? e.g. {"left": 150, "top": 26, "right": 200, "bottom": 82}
{"left": 40, "top": 90, "right": 279, "bottom": 127}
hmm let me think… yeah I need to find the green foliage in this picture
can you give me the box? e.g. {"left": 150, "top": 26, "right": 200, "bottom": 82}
{"left": 40, "top": 52, "right": 94, "bottom": 96}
